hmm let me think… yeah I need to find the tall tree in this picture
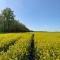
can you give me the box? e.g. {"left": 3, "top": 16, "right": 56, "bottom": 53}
{"left": 0, "top": 8, "right": 30, "bottom": 33}
{"left": 2, "top": 8, "right": 15, "bottom": 32}
{"left": 0, "top": 14, "right": 4, "bottom": 32}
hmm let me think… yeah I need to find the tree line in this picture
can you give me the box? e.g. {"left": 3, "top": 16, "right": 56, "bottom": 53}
{"left": 0, "top": 8, "right": 30, "bottom": 33}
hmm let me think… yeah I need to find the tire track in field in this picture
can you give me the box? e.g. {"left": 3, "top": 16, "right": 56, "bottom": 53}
{"left": 28, "top": 34, "right": 35, "bottom": 60}
{"left": 0, "top": 37, "right": 21, "bottom": 52}
{"left": 28, "top": 34, "right": 40, "bottom": 60}
{"left": 18, "top": 34, "right": 36, "bottom": 60}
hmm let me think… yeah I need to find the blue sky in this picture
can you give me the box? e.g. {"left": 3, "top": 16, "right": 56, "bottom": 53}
{"left": 0, "top": 0, "right": 60, "bottom": 31}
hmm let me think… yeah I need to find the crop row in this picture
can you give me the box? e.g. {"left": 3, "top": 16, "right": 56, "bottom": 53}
{"left": 0, "top": 32, "right": 60, "bottom": 60}
{"left": 0, "top": 33, "right": 21, "bottom": 52}
{"left": 0, "top": 33, "right": 33, "bottom": 60}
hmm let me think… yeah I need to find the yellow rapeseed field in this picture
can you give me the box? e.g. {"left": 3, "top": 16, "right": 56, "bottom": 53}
{"left": 0, "top": 32, "right": 33, "bottom": 60}
{"left": 0, "top": 32, "right": 60, "bottom": 60}
{"left": 34, "top": 32, "right": 60, "bottom": 60}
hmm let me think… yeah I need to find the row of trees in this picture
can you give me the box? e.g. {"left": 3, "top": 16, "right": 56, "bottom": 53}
{"left": 0, "top": 8, "right": 30, "bottom": 32}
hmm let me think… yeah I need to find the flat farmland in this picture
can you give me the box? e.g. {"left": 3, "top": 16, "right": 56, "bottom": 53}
{"left": 34, "top": 32, "right": 60, "bottom": 60}
{"left": 0, "top": 32, "right": 60, "bottom": 60}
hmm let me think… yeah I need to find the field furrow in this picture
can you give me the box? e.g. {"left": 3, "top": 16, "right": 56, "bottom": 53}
{"left": 0, "top": 33, "right": 21, "bottom": 52}
{"left": 0, "top": 33, "right": 33, "bottom": 60}
{"left": 0, "top": 32, "right": 60, "bottom": 60}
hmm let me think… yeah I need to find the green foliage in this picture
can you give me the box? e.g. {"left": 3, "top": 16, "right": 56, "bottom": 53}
{"left": 0, "top": 8, "right": 29, "bottom": 33}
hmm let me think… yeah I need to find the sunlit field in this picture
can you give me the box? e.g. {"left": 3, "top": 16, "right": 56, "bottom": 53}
{"left": 34, "top": 32, "right": 60, "bottom": 60}
{"left": 0, "top": 32, "right": 60, "bottom": 60}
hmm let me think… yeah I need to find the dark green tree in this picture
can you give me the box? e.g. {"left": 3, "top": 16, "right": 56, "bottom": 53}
{"left": 2, "top": 8, "right": 15, "bottom": 32}
{"left": 0, "top": 8, "right": 30, "bottom": 33}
